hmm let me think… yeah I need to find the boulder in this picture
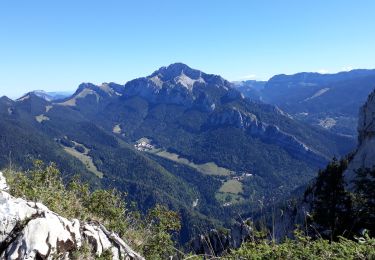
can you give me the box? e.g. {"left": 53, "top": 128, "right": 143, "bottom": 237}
{"left": 0, "top": 172, "right": 144, "bottom": 260}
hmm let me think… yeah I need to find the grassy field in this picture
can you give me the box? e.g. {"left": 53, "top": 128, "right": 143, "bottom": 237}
{"left": 63, "top": 145, "right": 103, "bottom": 178}
{"left": 153, "top": 150, "right": 233, "bottom": 176}
{"left": 219, "top": 179, "right": 244, "bottom": 194}
{"left": 215, "top": 179, "right": 245, "bottom": 205}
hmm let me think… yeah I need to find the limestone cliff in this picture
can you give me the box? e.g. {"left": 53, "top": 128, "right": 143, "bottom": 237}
{"left": 346, "top": 89, "right": 375, "bottom": 181}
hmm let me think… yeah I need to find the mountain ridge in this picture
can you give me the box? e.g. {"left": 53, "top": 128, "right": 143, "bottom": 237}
{"left": 0, "top": 63, "right": 359, "bottom": 244}
{"left": 235, "top": 68, "right": 375, "bottom": 137}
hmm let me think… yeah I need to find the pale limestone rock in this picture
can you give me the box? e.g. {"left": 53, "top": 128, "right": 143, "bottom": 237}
{"left": 346, "top": 90, "right": 375, "bottom": 181}
{"left": 358, "top": 90, "right": 375, "bottom": 144}
{"left": 208, "top": 107, "right": 326, "bottom": 166}
{"left": 0, "top": 173, "right": 144, "bottom": 260}
{"left": 0, "top": 172, "right": 9, "bottom": 191}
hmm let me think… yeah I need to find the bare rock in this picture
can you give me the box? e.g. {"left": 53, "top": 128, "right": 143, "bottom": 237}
{"left": 0, "top": 172, "right": 9, "bottom": 191}
{"left": 0, "top": 172, "right": 144, "bottom": 260}
{"left": 346, "top": 89, "right": 375, "bottom": 181}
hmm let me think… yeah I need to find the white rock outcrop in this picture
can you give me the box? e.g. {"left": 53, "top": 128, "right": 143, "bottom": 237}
{"left": 346, "top": 90, "right": 375, "bottom": 181}
{"left": 0, "top": 172, "right": 144, "bottom": 260}
{"left": 0, "top": 172, "right": 9, "bottom": 191}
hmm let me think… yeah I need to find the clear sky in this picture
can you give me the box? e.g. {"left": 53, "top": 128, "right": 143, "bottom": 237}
{"left": 1, "top": 0, "right": 375, "bottom": 98}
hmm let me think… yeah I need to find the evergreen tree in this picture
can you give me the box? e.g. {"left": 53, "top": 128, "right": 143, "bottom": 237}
{"left": 354, "top": 167, "right": 375, "bottom": 236}
{"left": 310, "top": 158, "right": 353, "bottom": 240}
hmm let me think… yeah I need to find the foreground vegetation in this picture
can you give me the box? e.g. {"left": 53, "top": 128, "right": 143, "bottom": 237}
{"left": 227, "top": 231, "right": 375, "bottom": 260}
{"left": 3, "top": 160, "right": 375, "bottom": 259}
{"left": 305, "top": 158, "right": 375, "bottom": 240}
{"left": 4, "top": 160, "right": 181, "bottom": 260}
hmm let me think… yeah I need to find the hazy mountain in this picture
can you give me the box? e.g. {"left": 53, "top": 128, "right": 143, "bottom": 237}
{"left": 21, "top": 90, "right": 74, "bottom": 101}
{"left": 234, "top": 69, "right": 375, "bottom": 137}
{"left": 232, "top": 80, "right": 266, "bottom": 101}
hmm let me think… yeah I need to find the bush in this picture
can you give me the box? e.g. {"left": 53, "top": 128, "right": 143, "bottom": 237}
{"left": 74, "top": 145, "right": 85, "bottom": 153}
{"left": 353, "top": 167, "right": 375, "bottom": 236}
{"left": 306, "top": 158, "right": 353, "bottom": 240}
{"left": 227, "top": 231, "right": 375, "bottom": 260}
{"left": 142, "top": 205, "right": 181, "bottom": 259}
{"left": 4, "top": 160, "right": 181, "bottom": 259}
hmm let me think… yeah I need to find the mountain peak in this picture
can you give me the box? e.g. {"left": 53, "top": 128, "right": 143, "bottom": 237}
{"left": 74, "top": 82, "right": 124, "bottom": 97}
{"left": 57, "top": 82, "right": 124, "bottom": 107}
{"left": 17, "top": 92, "right": 48, "bottom": 102}
{"left": 145, "top": 63, "right": 232, "bottom": 92}
{"left": 165, "top": 62, "right": 193, "bottom": 71}
{"left": 149, "top": 63, "right": 203, "bottom": 84}
{"left": 122, "top": 63, "right": 235, "bottom": 108}
{"left": 0, "top": 96, "right": 14, "bottom": 103}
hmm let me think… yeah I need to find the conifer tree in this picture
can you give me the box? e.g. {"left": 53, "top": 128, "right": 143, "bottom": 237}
{"left": 354, "top": 167, "right": 375, "bottom": 236}
{"left": 310, "top": 158, "right": 353, "bottom": 240}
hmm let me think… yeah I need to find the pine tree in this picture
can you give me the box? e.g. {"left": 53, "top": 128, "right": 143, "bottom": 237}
{"left": 354, "top": 167, "right": 375, "bottom": 236}
{"left": 310, "top": 158, "right": 353, "bottom": 240}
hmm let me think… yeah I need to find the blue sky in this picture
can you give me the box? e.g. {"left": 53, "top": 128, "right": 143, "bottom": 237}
{"left": 1, "top": 1, "right": 374, "bottom": 98}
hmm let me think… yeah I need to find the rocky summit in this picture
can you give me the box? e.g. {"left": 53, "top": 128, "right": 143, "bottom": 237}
{"left": 0, "top": 172, "right": 143, "bottom": 260}
{"left": 123, "top": 63, "right": 235, "bottom": 109}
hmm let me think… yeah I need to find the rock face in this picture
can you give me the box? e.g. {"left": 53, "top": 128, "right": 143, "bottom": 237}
{"left": 258, "top": 69, "right": 375, "bottom": 137}
{"left": 0, "top": 173, "right": 144, "bottom": 260}
{"left": 207, "top": 107, "right": 327, "bottom": 166}
{"left": 346, "top": 89, "right": 375, "bottom": 181}
{"left": 123, "top": 63, "right": 234, "bottom": 110}
{"left": 357, "top": 90, "right": 375, "bottom": 145}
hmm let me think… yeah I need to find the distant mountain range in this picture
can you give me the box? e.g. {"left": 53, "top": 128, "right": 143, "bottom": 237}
{"left": 233, "top": 69, "right": 375, "bottom": 137}
{"left": 0, "top": 63, "right": 366, "bottom": 243}
{"left": 26, "top": 90, "right": 74, "bottom": 101}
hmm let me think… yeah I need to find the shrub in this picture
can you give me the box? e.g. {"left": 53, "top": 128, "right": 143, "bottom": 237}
{"left": 4, "top": 160, "right": 181, "bottom": 259}
{"left": 227, "top": 231, "right": 375, "bottom": 259}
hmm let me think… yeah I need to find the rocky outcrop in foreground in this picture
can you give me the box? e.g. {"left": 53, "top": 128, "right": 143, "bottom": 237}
{"left": 0, "top": 172, "right": 144, "bottom": 260}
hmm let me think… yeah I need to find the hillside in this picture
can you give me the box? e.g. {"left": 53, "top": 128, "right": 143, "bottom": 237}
{"left": 0, "top": 94, "right": 214, "bottom": 243}
{"left": 2, "top": 163, "right": 374, "bottom": 260}
{"left": 271, "top": 87, "right": 375, "bottom": 244}
{"left": 235, "top": 69, "right": 375, "bottom": 137}
{"left": 0, "top": 64, "right": 356, "bottom": 243}
{"left": 197, "top": 86, "right": 375, "bottom": 257}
